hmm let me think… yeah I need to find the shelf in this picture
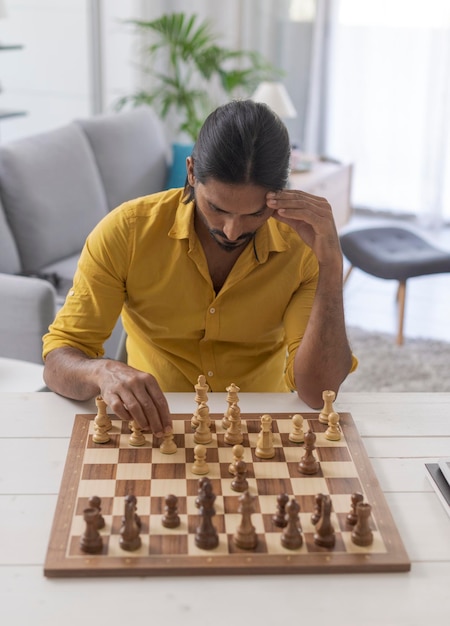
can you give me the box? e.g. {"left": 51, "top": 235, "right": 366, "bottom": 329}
{"left": 0, "top": 44, "right": 24, "bottom": 51}
{"left": 0, "top": 109, "right": 27, "bottom": 120}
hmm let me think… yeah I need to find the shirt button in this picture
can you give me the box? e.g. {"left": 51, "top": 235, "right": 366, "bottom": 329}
{"left": 207, "top": 371, "right": 214, "bottom": 377}
{"left": 209, "top": 307, "right": 216, "bottom": 314}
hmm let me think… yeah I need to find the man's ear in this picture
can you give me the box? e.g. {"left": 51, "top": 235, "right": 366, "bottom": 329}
{"left": 186, "top": 156, "right": 195, "bottom": 186}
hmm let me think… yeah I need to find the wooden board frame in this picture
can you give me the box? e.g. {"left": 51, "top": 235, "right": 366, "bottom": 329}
{"left": 44, "top": 411, "right": 410, "bottom": 577}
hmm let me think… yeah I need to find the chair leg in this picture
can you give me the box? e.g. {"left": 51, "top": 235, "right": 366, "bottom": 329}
{"left": 396, "top": 281, "right": 407, "bottom": 346}
{"left": 343, "top": 265, "right": 354, "bottom": 285}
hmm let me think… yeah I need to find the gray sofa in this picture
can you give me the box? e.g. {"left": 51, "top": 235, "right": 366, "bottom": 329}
{"left": 0, "top": 106, "right": 169, "bottom": 363}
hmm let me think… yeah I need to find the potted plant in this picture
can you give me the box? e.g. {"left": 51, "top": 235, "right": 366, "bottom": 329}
{"left": 116, "top": 12, "right": 277, "bottom": 186}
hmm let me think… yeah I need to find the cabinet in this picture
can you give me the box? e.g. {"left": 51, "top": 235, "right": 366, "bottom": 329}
{"left": 0, "top": 44, "right": 27, "bottom": 121}
{"left": 289, "top": 160, "right": 353, "bottom": 230}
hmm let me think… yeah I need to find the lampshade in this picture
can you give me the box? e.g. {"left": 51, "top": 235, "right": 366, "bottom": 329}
{"left": 0, "top": 0, "right": 7, "bottom": 19}
{"left": 251, "top": 81, "right": 297, "bottom": 119}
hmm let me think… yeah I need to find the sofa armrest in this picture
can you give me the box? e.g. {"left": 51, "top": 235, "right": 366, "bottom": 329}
{"left": 0, "top": 273, "right": 56, "bottom": 364}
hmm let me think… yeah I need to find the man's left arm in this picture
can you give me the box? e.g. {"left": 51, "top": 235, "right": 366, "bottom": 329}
{"left": 267, "top": 189, "right": 354, "bottom": 408}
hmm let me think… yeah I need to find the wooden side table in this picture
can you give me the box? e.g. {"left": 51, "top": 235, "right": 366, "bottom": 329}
{"left": 289, "top": 160, "right": 353, "bottom": 230}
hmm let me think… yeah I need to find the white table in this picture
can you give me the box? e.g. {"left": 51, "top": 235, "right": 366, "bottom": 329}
{"left": 0, "top": 356, "right": 44, "bottom": 391}
{"left": 1, "top": 391, "right": 449, "bottom": 626}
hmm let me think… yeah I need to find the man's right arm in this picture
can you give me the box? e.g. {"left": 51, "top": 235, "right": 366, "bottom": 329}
{"left": 44, "top": 347, "right": 172, "bottom": 436}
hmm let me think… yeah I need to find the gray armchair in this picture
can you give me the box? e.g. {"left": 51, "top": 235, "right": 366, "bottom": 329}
{"left": 0, "top": 106, "right": 169, "bottom": 364}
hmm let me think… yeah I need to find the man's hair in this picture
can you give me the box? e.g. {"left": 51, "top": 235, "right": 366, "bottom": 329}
{"left": 183, "top": 99, "right": 290, "bottom": 203}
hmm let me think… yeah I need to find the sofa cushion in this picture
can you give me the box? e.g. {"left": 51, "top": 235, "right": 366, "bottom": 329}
{"left": 0, "top": 199, "right": 21, "bottom": 274}
{"left": 77, "top": 106, "right": 168, "bottom": 211}
{"left": 0, "top": 123, "right": 108, "bottom": 272}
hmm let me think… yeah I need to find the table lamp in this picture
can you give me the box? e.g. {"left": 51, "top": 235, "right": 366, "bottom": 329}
{"left": 251, "top": 81, "right": 297, "bottom": 119}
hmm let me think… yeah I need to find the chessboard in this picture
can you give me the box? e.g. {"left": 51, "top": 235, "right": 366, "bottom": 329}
{"left": 44, "top": 400, "right": 410, "bottom": 577}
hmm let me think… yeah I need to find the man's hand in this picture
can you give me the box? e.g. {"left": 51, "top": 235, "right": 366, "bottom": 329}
{"left": 266, "top": 190, "right": 341, "bottom": 267}
{"left": 96, "top": 360, "right": 172, "bottom": 437}
{"left": 43, "top": 348, "right": 172, "bottom": 436}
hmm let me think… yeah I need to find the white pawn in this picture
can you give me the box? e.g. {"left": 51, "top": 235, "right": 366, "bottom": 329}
{"left": 289, "top": 413, "right": 305, "bottom": 443}
{"left": 325, "top": 412, "right": 341, "bottom": 441}
{"left": 191, "top": 444, "right": 209, "bottom": 475}
{"left": 228, "top": 443, "right": 245, "bottom": 475}
{"left": 160, "top": 430, "right": 178, "bottom": 454}
{"left": 129, "top": 420, "right": 146, "bottom": 447}
{"left": 255, "top": 414, "right": 275, "bottom": 459}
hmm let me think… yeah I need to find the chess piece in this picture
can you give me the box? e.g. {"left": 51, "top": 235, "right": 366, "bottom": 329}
{"left": 95, "top": 395, "right": 112, "bottom": 430}
{"left": 129, "top": 420, "right": 146, "bottom": 447}
{"left": 88, "top": 495, "right": 105, "bottom": 529}
{"left": 231, "top": 459, "right": 248, "bottom": 492}
{"left": 192, "top": 375, "right": 209, "bottom": 428}
{"left": 313, "top": 494, "right": 335, "bottom": 548}
{"left": 311, "top": 492, "right": 325, "bottom": 525}
{"left": 224, "top": 402, "right": 243, "bottom": 445}
{"left": 161, "top": 494, "right": 181, "bottom": 529}
{"left": 195, "top": 477, "right": 219, "bottom": 550}
{"left": 281, "top": 498, "right": 303, "bottom": 550}
{"left": 160, "top": 429, "right": 177, "bottom": 454}
{"left": 194, "top": 402, "right": 212, "bottom": 444}
{"left": 351, "top": 502, "right": 374, "bottom": 546}
{"left": 228, "top": 443, "right": 245, "bottom": 475}
{"left": 255, "top": 414, "right": 275, "bottom": 459}
{"left": 325, "top": 412, "right": 341, "bottom": 441}
{"left": 319, "top": 389, "right": 336, "bottom": 424}
{"left": 191, "top": 444, "right": 209, "bottom": 475}
{"left": 298, "top": 430, "right": 320, "bottom": 475}
{"left": 272, "top": 492, "right": 289, "bottom": 527}
{"left": 289, "top": 413, "right": 305, "bottom": 443}
{"left": 122, "top": 494, "right": 141, "bottom": 529}
{"left": 80, "top": 507, "right": 103, "bottom": 554}
{"left": 92, "top": 398, "right": 111, "bottom": 444}
{"left": 233, "top": 490, "right": 258, "bottom": 550}
{"left": 347, "top": 492, "right": 364, "bottom": 526}
{"left": 119, "top": 495, "right": 142, "bottom": 551}
{"left": 222, "top": 382, "right": 240, "bottom": 429}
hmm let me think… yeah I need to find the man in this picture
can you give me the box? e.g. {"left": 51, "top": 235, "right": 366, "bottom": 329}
{"left": 43, "top": 100, "right": 355, "bottom": 436}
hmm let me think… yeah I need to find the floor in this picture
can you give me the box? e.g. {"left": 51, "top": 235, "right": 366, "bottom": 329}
{"left": 341, "top": 212, "right": 450, "bottom": 342}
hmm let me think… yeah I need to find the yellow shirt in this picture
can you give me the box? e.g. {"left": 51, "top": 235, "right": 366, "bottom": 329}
{"left": 43, "top": 188, "right": 320, "bottom": 392}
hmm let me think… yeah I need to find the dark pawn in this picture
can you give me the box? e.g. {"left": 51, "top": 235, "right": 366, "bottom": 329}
{"left": 351, "top": 502, "right": 374, "bottom": 546}
{"left": 272, "top": 493, "right": 289, "bottom": 528}
{"left": 347, "top": 492, "right": 364, "bottom": 526}
{"left": 298, "top": 430, "right": 320, "bottom": 475}
{"left": 80, "top": 507, "right": 103, "bottom": 554}
{"left": 313, "top": 494, "right": 335, "bottom": 548}
{"left": 195, "top": 477, "right": 219, "bottom": 550}
{"left": 119, "top": 496, "right": 142, "bottom": 551}
{"left": 88, "top": 495, "right": 105, "bottom": 529}
{"left": 162, "top": 494, "right": 181, "bottom": 529}
{"left": 231, "top": 459, "right": 248, "bottom": 493}
{"left": 281, "top": 498, "right": 303, "bottom": 550}
{"left": 311, "top": 493, "right": 325, "bottom": 525}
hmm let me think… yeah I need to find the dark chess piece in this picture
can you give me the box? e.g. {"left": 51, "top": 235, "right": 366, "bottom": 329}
{"left": 281, "top": 498, "right": 303, "bottom": 550}
{"left": 123, "top": 493, "right": 141, "bottom": 529}
{"left": 231, "top": 459, "right": 249, "bottom": 493}
{"left": 298, "top": 430, "right": 320, "bottom": 475}
{"left": 272, "top": 493, "right": 289, "bottom": 528}
{"left": 195, "top": 477, "right": 219, "bottom": 550}
{"left": 351, "top": 502, "right": 374, "bottom": 546}
{"left": 161, "top": 494, "right": 181, "bottom": 529}
{"left": 119, "top": 496, "right": 142, "bottom": 551}
{"left": 313, "top": 494, "right": 335, "bottom": 548}
{"left": 88, "top": 495, "right": 105, "bottom": 529}
{"left": 311, "top": 493, "right": 325, "bottom": 525}
{"left": 80, "top": 507, "right": 103, "bottom": 554}
{"left": 347, "top": 492, "right": 364, "bottom": 526}
{"left": 233, "top": 490, "right": 258, "bottom": 550}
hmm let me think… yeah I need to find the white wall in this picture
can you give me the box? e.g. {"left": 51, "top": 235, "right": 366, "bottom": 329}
{"left": 0, "top": 0, "right": 140, "bottom": 143}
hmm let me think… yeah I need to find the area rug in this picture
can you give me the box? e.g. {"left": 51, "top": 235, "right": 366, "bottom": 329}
{"left": 339, "top": 326, "right": 450, "bottom": 392}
